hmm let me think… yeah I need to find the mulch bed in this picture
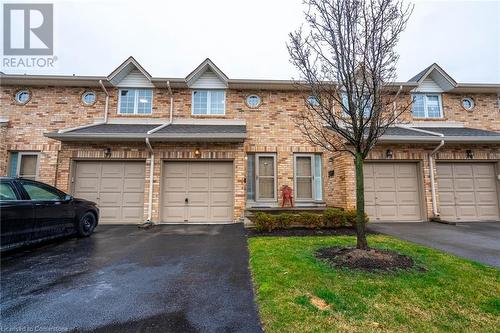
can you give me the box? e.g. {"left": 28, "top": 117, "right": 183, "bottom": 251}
{"left": 246, "top": 227, "right": 378, "bottom": 238}
{"left": 316, "top": 246, "right": 424, "bottom": 272}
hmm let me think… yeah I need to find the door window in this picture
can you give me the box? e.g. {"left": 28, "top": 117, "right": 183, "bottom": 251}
{"left": 256, "top": 154, "right": 276, "bottom": 200}
{"left": 0, "top": 183, "right": 18, "bottom": 201}
{"left": 20, "top": 181, "right": 62, "bottom": 201}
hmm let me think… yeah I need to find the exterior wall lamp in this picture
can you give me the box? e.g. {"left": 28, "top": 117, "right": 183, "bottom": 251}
{"left": 466, "top": 150, "right": 474, "bottom": 159}
{"left": 386, "top": 149, "right": 393, "bottom": 159}
{"left": 194, "top": 148, "right": 201, "bottom": 158}
{"left": 104, "top": 147, "right": 112, "bottom": 158}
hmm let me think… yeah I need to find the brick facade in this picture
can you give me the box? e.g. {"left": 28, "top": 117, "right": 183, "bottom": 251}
{"left": 1, "top": 70, "right": 499, "bottom": 223}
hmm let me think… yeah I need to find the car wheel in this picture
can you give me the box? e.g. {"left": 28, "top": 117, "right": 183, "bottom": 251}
{"left": 77, "top": 212, "right": 97, "bottom": 237}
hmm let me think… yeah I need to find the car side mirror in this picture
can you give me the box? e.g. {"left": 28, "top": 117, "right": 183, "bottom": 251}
{"left": 63, "top": 194, "right": 73, "bottom": 202}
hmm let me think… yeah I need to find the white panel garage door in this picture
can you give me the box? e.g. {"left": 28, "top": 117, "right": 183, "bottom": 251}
{"left": 364, "top": 162, "right": 423, "bottom": 222}
{"left": 162, "top": 161, "right": 233, "bottom": 222}
{"left": 437, "top": 162, "right": 499, "bottom": 222}
{"left": 73, "top": 161, "right": 145, "bottom": 224}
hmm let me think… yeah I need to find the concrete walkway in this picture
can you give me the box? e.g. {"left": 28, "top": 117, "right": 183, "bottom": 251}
{"left": 368, "top": 222, "right": 500, "bottom": 267}
{"left": 1, "top": 224, "right": 262, "bottom": 332}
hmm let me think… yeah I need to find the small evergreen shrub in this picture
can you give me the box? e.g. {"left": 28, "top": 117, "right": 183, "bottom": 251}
{"left": 322, "top": 208, "right": 346, "bottom": 227}
{"left": 254, "top": 212, "right": 277, "bottom": 232}
{"left": 298, "top": 212, "right": 323, "bottom": 229}
{"left": 344, "top": 209, "right": 369, "bottom": 226}
{"left": 276, "top": 213, "right": 295, "bottom": 229}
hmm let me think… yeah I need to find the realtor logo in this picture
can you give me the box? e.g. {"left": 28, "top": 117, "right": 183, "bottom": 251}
{"left": 3, "top": 3, "right": 53, "bottom": 55}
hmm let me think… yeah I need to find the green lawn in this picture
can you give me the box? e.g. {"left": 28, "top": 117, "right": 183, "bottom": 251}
{"left": 248, "top": 235, "right": 500, "bottom": 333}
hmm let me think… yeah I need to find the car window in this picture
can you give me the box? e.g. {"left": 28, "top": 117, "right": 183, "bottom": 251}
{"left": 0, "top": 183, "right": 18, "bottom": 201}
{"left": 21, "top": 182, "right": 62, "bottom": 201}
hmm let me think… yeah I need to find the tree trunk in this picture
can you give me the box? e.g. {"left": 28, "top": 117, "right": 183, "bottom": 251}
{"left": 354, "top": 152, "right": 369, "bottom": 250}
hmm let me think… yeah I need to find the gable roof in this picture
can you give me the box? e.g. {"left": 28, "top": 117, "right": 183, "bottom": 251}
{"left": 107, "top": 56, "right": 153, "bottom": 85}
{"left": 408, "top": 63, "right": 457, "bottom": 92}
{"left": 185, "top": 58, "right": 229, "bottom": 88}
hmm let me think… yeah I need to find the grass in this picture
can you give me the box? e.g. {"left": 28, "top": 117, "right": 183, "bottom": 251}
{"left": 248, "top": 235, "right": 500, "bottom": 333}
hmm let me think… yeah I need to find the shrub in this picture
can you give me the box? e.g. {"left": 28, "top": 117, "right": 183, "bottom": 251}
{"left": 322, "top": 208, "right": 346, "bottom": 227}
{"left": 276, "top": 213, "right": 295, "bottom": 229}
{"left": 254, "top": 212, "right": 277, "bottom": 232}
{"left": 344, "top": 209, "right": 369, "bottom": 227}
{"left": 297, "top": 212, "right": 323, "bottom": 229}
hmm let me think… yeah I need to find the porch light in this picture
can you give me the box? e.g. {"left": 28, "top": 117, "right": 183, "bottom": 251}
{"left": 104, "top": 147, "right": 112, "bottom": 158}
{"left": 194, "top": 148, "right": 201, "bottom": 158}
{"left": 386, "top": 149, "right": 393, "bottom": 159}
{"left": 466, "top": 150, "right": 474, "bottom": 159}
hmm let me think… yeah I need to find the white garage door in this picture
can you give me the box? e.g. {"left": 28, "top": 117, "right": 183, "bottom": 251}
{"left": 364, "top": 162, "right": 423, "bottom": 222}
{"left": 73, "top": 161, "right": 145, "bottom": 224}
{"left": 437, "top": 163, "right": 499, "bottom": 222}
{"left": 162, "top": 161, "right": 233, "bottom": 223}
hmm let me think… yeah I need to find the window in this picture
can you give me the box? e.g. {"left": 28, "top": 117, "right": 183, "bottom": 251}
{"left": 246, "top": 95, "right": 261, "bottom": 108}
{"left": 82, "top": 91, "right": 96, "bottom": 106}
{"left": 20, "top": 181, "right": 62, "bottom": 201}
{"left": 192, "top": 90, "right": 225, "bottom": 115}
{"left": 307, "top": 96, "right": 320, "bottom": 106}
{"left": 8, "top": 152, "right": 39, "bottom": 180}
{"left": 0, "top": 182, "right": 18, "bottom": 201}
{"left": 14, "top": 90, "right": 31, "bottom": 104}
{"left": 341, "top": 93, "right": 372, "bottom": 117}
{"left": 412, "top": 94, "right": 443, "bottom": 118}
{"left": 247, "top": 154, "right": 255, "bottom": 201}
{"left": 118, "top": 89, "right": 153, "bottom": 114}
{"left": 294, "top": 154, "right": 323, "bottom": 201}
{"left": 462, "top": 98, "right": 474, "bottom": 111}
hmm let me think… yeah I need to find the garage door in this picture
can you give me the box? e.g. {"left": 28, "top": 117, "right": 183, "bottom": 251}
{"left": 162, "top": 161, "right": 233, "bottom": 222}
{"left": 73, "top": 161, "right": 145, "bottom": 224}
{"left": 437, "top": 163, "right": 499, "bottom": 221}
{"left": 364, "top": 162, "right": 423, "bottom": 222}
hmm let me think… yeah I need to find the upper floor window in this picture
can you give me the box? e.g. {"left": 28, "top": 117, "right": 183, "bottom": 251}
{"left": 341, "top": 93, "right": 372, "bottom": 117}
{"left": 412, "top": 94, "right": 443, "bottom": 118}
{"left": 118, "top": 89, "right": 152, "bottom": 115}
{"left": 82, "top": 91, "right": 97, "bottom": 106}
{"left": 14, "top": 90, "right": 31, "bottom": 105}
{"left": 192, "top": 90, "right": 225, "bottom": 115}
{"left": 307, "top": 96, "right": 320, "bottom": 106}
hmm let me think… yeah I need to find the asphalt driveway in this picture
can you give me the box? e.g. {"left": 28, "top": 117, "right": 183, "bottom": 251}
{"left": 0, "top": 224, "right": 262, "bottom": 333}
{"left": 369, "top": 222, "right": 500, "bottom": 267}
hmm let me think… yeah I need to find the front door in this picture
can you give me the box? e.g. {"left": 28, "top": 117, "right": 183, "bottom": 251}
{"left": 256, "top": 154, "right": 276, "bottom": 202}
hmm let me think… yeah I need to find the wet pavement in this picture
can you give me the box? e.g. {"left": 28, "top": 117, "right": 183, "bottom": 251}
{"left": 368, "top": 222, "right": 500, "bottom": 267}
{"left": 0, "top": 224, "right": 262, "bottom": 332}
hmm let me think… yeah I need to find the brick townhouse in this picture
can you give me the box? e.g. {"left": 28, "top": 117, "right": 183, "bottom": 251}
{"left": 1, "top": 58, "right": 499, "bottom": 224}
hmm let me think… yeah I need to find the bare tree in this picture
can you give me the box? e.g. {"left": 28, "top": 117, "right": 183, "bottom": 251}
{"left": 288, "top": 0, "right": 413, "bottom": 250}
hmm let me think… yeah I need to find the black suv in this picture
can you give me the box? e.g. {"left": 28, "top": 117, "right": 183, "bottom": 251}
{"left": 0, "top": 177, "right": 99, "bottom": 251}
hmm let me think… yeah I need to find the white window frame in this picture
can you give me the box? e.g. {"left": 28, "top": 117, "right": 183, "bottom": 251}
{"left": 411, "top": 94, "right": 443, "bottom": 118}
{"left": 16, "top": 152, "right": 40, "bottom": 180}
{"left": 293, "top": 153, "right": 323, "bottom": 202}
{"left": 117, "top": 88, "right": 153, "bottom": 115}
{"left": 255, "top": 153, "right": 277, "bottom": 202}
{"left": 191, "top": 90, "right": 226, "bottom": 115}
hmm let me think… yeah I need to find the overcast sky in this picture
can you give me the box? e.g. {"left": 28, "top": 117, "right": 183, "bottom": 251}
{"left": 2, "top": 0, "right": 499, "bottom": 83}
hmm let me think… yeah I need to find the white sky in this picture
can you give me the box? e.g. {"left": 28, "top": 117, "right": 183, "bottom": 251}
{"left": 2, "top": 0, "right": 499, "bottom": 83}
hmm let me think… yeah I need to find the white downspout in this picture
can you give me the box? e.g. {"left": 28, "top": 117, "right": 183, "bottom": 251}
{"left": 99, "top": 80, "right": 109, "bottom": 123}
{"left": 145, "top": 137, "right": 154, "bottom": 223}
{"left": 143, "top": 81, "right": 174, "bottom": 223}
{"left": 429, "top": 136, "right": 445, "bottom": 218}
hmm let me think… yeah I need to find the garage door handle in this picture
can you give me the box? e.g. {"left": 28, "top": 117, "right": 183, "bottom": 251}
{"left": 185, "top": 198, "right": 189, "bottom": 204}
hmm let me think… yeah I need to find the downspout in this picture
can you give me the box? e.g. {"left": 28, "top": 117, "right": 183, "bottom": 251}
{"left": 143, "top": 81, "right": 174, "bottom": 224}
{"left": 429, "top": 135, "right": 445, "bottom": 218}
{"left": 145, "top": 137, "right": 154, "bottom": 224}
{"left": 393, "top": 85, "right": 403, "bottom": 118}
{"left": 99, "top": 80, "right": 109, "bottom": 123}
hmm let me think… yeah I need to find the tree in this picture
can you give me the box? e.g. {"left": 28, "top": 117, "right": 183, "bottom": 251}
{"left": 288, "top": 0, "right": 413, "bottom": 250}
